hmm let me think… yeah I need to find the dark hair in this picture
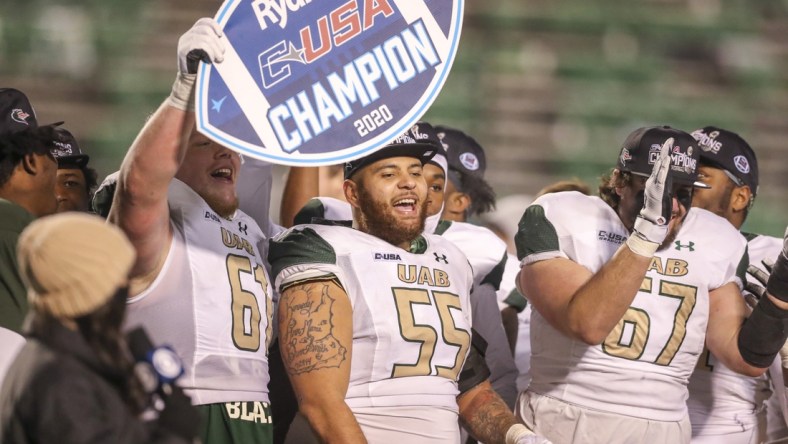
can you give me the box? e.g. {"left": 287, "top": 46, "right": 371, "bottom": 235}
{"left": 598, "top": 169, "right": 634, "bottom": 212}
{"left": 29, "top": 286, "right": 148, "bottom": 414}
{"left": 451, "top": 170, "right": 496, "bottom": 216}
{"left": 73, "top": 286, "right": 148, "bottom": 414}
{"left": 0, "top": 126, "right": 58, "bottom": 187}
{"left": 537, "top": 179, "right": 591, "bottom": 197}
{"left": 82, "top": 166, "right": 98, "bottom": 195}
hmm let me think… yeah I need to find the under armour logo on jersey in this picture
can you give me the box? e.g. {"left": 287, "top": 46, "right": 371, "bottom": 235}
{"left": 674, "top": 240, "right": 695, "bottom": 251}
{"left": 238, "top": 221, "right": 248, "bottom": 235}
{"left": 433, "top": 252, "right": 448, "bottom": 264}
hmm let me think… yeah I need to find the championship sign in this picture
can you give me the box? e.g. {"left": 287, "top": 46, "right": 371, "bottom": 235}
{"left": 195, "top": 0, "right": 463, "bottom": 165}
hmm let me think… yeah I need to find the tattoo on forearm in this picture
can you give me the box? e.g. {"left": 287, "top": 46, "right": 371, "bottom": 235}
{"left": 460, "top": 387, "right": 515, "bottom": 444}
{"left": 280, "top": 282, "right": 347, "bottom": 375}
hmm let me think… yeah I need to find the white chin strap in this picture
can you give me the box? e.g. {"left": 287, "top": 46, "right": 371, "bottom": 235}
{"left": 423, "top": 153, "right": 448, "bottom": 234}
{"left": 424, "top": 206, "right": 443, "bottom": 234}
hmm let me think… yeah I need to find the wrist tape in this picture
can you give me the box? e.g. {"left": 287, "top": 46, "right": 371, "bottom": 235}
{"left": 626, "top": 232, "right": 659, "bottom": 258}
{"left": 166, "top": 72, "right": 196, "bottom": 112}
{"left": 506, "top": 424, "right": 535, "bottom": 444}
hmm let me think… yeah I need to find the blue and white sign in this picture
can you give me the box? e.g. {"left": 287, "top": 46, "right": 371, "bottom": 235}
{"left": 196, "top": 0, "right": 463, "bottom": 166}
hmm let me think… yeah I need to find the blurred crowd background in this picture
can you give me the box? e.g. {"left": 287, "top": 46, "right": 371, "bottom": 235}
{"left": 1, "top": 0, "right": 786, "bottom": 235}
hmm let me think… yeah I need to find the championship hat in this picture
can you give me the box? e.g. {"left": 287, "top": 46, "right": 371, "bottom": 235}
{"left": 436, "top": 126, "right": 486, "bottom": 179}
{"left": 690, "top": 126, "right": 758, "bottom": 196}
{"left": 0, "top": 88, "right": 39, "bottom": 135}
{"left": 344, "top": 122, "right": 440, "bottom": 179}
{"left": 617, "top": 125, "right": 708, "bottom": 188}
{"left": 51, "top": 127, "right": 89, "bottom": 169}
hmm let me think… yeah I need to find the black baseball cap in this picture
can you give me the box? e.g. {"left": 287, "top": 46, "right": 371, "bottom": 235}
{"left": 0, "top": 88, "right": 40, "bottom": 135}
{"left": 51, "top": 127, "right": 89, "bottom": 169}
{"left": 617, "top": 125, "right": 708, "bottom": 188}
{"left": 690, "top": 126, "right": 758, "bottom": 196}
{"left": 436, "top": 126, "right": 486, "bottom": 179}
{"left": 344, "top": 122, "right": 440, "bottom": 179}
{"left": 0, "top": 88, "right": 61, "bottom": 136}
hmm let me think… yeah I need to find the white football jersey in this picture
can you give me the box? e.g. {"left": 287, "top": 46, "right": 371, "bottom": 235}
{"left": 125, "top": 179, "right": 274, "bottom": 405}
{"left": 497, "top": 253, "right": 533, "bottom": 392}
{"left": 270, "top": 224, "right": 473, "bottom": 416}
{"left": 518, "top": 191, "right": 747, "bottom": 421}
{"left": 435, "top": 220, "right": 518, "bottom": 407}
{"left": 687, "top": 232, "right": 782, "bottom": 438}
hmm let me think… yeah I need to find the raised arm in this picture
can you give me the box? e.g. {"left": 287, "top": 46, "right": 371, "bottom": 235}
{"left": 108, "top": 19, "right": 225, "bottom": 286}
{"left": 519, "top": 248, "right": 650, "bottom": 345}
{"left": 516, "top": 138, "right": 675, "bottom": 345}
{"left": 278, "top": 278, "right": 366, "bottom": 444}
{"left": 280, "top": 167, "right": 319, "bottom": 228}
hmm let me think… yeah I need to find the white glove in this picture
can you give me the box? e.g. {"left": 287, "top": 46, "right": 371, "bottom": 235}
{"left": 168, "top": 18, "right": 226, "bottom": 111}
{"left": 177, "top": 17, "right": 225, "bottom": 75}
{"left": 626, "top": 137, "right": 673, "bottom": 257}
{"left": 506, "top": 424, "right": 553, "bottom": 444}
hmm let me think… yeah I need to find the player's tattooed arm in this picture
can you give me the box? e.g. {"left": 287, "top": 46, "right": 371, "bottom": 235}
{"left": 279, "top": 280, "right": 348, "bottom": 374}
{"left": 458, "top": 380, "right": 539, "bottom": 444}
{"left": 278, "top": 278, "right": 366, "bottom": 444}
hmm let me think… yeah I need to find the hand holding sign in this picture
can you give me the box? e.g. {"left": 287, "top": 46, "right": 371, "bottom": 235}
{"left": 168, "top": 18, "right": 228, "bottom": 112}
{"left": 195, "top": 0, "right": 464, "bottom": 166}
{"left": 178, "top": 18, "right": 226, "bottom": 74}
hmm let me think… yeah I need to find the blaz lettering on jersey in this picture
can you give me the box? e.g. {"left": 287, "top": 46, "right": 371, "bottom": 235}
{"left": 374, "top": 252, "right": 401, "bottom": 261}
{"left": 204, "top": 211, "right": 221, "bottom": 223}
{"left": 397, "top": 264, "right": 450, "bottom": 288}
{"left": 221, "top": 227, "right": 255, "bottom": 255}
{"left": 598, "top": 230, "right": 627, "bottom": 245}
{"left": 674, "top": 240, "right": 695, "bottom": 251}
{"left": 647, "top": 257, "right": 689, "bottom": 277}
{"left": 225, "top": 401, "right": 272, "bottom": 424}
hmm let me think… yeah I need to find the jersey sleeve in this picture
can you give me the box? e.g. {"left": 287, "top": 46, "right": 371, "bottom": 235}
{"left": 294, "top": 197, "right": 353, "bottom": 225}
{"left": 268, "top": 226, "right": 342, "bottom": 291}
{"left": 514, "top": 196, "right": 568, "bottom": 265}
{"left": 293, "top": 198, "right": 327, "bottom": 225}
{"left": 480, "top": 251, "right": 507, "bottom": 291}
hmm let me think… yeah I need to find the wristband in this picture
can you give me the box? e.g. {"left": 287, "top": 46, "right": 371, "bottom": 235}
{"left": 506, "top": 424, "right": 535, "bottom": 444}
{"left": 626, "top": 233, "right": 659, "bottom": 258}
{"left": 166, "top": 72, "right": 196, "bottom": 112}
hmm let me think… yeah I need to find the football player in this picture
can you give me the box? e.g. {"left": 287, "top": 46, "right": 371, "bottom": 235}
{"left": 109, "top": 18, "right": 275, "bottom": 444}
{"left": 515, "top": 126, "right": 788, "bottom": 443}
{"left": 269, "top": 123, "right": 548, "bottom": 444}
{"left": 687, "top": 126, "right": 786, "bottom": 443}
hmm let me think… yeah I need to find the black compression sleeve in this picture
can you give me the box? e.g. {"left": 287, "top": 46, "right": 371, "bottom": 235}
{"left": 738, "top": 295, "right": 788, "bottom": 368}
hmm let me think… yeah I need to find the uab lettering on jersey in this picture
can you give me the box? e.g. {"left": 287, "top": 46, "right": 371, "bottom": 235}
{"left": 603, "top": 256, "right": 697, "bottom": 366}
{"left": 397, "top": 264, "right": 450, "bottom": 287}
{"left": 221, "top": 227, "right": 256, "bottom": 256}
{"left": 390, "top": 263, "right": 470, "bottom": 381}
